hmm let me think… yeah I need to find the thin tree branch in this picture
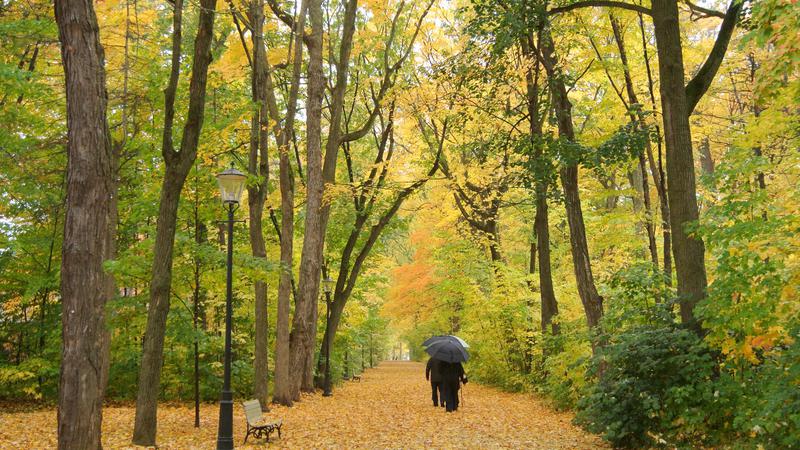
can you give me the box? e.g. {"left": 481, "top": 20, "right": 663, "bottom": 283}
{"left": 549, "top": 1, "right": 651, "bottom": 16}
{"left": 685, "top": 0, "right": 743, "bottom": 114}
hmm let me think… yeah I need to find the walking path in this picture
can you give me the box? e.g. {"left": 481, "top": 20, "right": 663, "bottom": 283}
{"left": 0, "top": 361, "right": 606, "bottom": 449}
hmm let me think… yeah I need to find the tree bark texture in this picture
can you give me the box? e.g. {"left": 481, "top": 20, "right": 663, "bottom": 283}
{"left": 269, "top": 0, "right": 306, "bottom": 406}
{"left": 54, "top": 0, "right": 115, "bottom": 446}
{"left": 534, "top": 193, "right": 560, "bottom": 334}
{"left": 637, "top": 12, "right": 673, "bottom": 283}
{"left": 292, "top": 0, "right": 358, "bottom": 392}
{"left": 248, "top": 0, "right": 270, "bottom": 411}
{"left": 290, "top": 0, "right": 325, "bottom": 398}
{"left": 651, "top": 0, "right": 708, "bottom": 331}
{"left": 521, "top": 32, "right": 560, "bottom": 337}
{"left": 540, "top": 25, "right": 603, "bottom": 330}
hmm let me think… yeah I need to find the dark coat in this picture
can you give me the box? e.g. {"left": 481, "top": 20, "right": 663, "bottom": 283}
{"left": 426, "top": 358, "right": 443, "bottom": 383}
{"left": 440, "top": 361, "right": 466, "bottom": 412}
{"left": 439, "top": 361, "right": 465, "bottom": 383}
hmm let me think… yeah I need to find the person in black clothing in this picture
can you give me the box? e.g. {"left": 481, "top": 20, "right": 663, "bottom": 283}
{"left": 425, "top": 358, "right": 444, "bottom": 407}
{"left": 440, "top": 361, "right": 467, "bottom": 412}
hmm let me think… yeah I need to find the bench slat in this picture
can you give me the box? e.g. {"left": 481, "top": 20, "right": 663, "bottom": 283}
{"left": 242, "top": 400, "right": 263, "bottom": 425}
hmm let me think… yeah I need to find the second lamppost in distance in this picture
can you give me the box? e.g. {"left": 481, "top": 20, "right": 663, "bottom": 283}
{"left": 322, "top": 275, "right": 334, "bottom": 396}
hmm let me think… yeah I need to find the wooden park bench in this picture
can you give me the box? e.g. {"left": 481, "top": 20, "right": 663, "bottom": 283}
{"left": 242, "top": 400, "right": 283, "bottom": 444}
{"left": 351, "top": 374, "right": 361, "bottom": 381}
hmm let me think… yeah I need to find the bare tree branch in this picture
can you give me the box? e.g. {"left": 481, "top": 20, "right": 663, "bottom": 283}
{"left": 549, "top": 1, "right": 651, "bottom": 16}
{"left": 685, "top": 0, "right": 743, "bottom": 114}
{"left": 683, "top": 0, "right": 726, "bottom": 19}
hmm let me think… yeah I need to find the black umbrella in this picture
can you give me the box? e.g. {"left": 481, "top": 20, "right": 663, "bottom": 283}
{"left": 424, "top": 339, "right": 469, "bottom": 363}
{"left": 422, "top": 335, "right": 469, "bottom": 349}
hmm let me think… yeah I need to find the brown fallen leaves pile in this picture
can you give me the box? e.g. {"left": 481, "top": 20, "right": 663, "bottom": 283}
{"left": 0, "top": 361, "right": 606, "bottom": 449}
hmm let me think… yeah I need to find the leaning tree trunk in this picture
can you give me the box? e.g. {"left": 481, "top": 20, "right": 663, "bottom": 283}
{"left": 651, "top": 0, "right": 708, "bottom": 332}
{"left": 540, "top": 25, "right": 603, "bottom": 331}
{"left": 133, "top": 0, "right": 217, "bottom": 444}
{"left": 133, "top": 169, "right": 191, "bottom": 443}
{"left": 521, "top": 32, "right": 560, "bottom": 337}
{"left": 316, "top": 146, "right": 443, "bottom": 382}
{"left": 54, "top": 0, "right": 115, "bottom": 447}
{"left": 609, "top": 14, "right": 659, "bottom": 268}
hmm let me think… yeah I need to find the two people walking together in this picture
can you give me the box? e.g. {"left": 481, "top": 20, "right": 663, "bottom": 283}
{"left": 426, "top": 357, "right": 467, "bottom": 412}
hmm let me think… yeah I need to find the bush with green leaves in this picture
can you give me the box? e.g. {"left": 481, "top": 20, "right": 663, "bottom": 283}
{"left": 537, "top": 326, "right": 591, "bottom": 410}
{"left": 576, "top": 326, "right": 716, "bottom": 448}
{"left": 599, "top": 262, "right": 675, "bottom": 335}
{"left": 718, "top": 326, "right": 800, "bottom": 448}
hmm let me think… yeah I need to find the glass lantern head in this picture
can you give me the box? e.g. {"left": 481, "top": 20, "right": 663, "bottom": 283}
{"left": 216, "top": 166, "right": 247, "bottom": 204}
{"left": 322, "top": 276, "right": 334, "bottom": 294}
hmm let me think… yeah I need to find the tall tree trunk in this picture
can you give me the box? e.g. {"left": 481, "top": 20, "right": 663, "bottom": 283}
{"left": 540, "top": 25, "right": 603, "bottom": 331}
{"left": 609, "top": 15, "right": 659, "bottom": 268}
{"left": 37, "top": 200, "right": 62, "bottom": 393}
{"left": 133, "top": 0, "right": 217, "bottom": 443}
{"left": 273, "top": 147, "right": 295, "bottom": 405}
{"left": 290, "top": 0, "right": 325, "bottom": 398}
{"left": 270, "top": 0, "right": 306, "bottom": 406}
{"left": 54, "top": 0, "right": 115, "bottom": 446}
{"left": 698, "top": 137, "right": 714, "bottom": 175}
{"left": 535, "top": 193, "right": 560, "bottom": 334}
{"left": 133, "top": 171, "right": 188, "bottom": 443}
{"left": 521, "top": 32, "right": 560, "bottom": 337}
{"left": 533, "top": 185, "right": 559, "bottom": 336}
{"left": 637, "top": 12, "right": 673, "bottom": 283}
{"left": 192, "top": 176, "right": 206, "bottom": 428}
{"left": 292, "top": 0, "right": 431, "bottom": 389}
{"left": 650, "top": 0, "right": 708, "bottom": 332}
{"left": 293, "top": 0, "right": 359, "bottom": 391}
{"left": 248, "top": 0, "right": 270, "bottom": 411}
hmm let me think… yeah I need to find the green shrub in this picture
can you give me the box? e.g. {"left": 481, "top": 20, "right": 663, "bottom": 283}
{"left": 0, "top": 357, "right": 58, "bottom": 400}
{"left": 576, "top": 326, "right": 716, "bottom": 448}
{"left": 537, "top": 321, "right": 591, "bottom": 410}
{"left": 722, "top": 327, "right": 800, "bottom": 449}
{"left": 599, "top": 262, "right": 675, "bottom": 335}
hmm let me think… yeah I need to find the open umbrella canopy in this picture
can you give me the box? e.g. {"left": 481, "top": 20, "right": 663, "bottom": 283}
{"left": 424, "top": 339, "right": 469, "bottom": 363}
{"left": 422, "top": 335, "right": 469, "bottom": 349}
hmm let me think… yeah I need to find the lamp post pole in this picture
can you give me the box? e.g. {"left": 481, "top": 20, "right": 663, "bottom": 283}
{"left": 216, "top": 202, "right": 235, "bottom": 449}
{"left": 369, "top": 333, "right": 374, "bottom": 367}
{"left": 322, "top": 275, "right": 334, "bottom": 397}
{"left": 214, "top": 165, "right": 246, "bottom": 450}
{"left": 343, "top": 347, "right": 350, "bottom": 381}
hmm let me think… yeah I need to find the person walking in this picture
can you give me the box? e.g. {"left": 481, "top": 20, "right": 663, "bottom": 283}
{"left": 440, "top": 361, "right": 467, "bottom": 412}
{"left": 425, "top": 357, "right": 444, "bottom": 407}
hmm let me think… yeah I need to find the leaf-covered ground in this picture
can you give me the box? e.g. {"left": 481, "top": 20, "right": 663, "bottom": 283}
{"left": 0, "top": 361, "right": 606, "bottom": 449}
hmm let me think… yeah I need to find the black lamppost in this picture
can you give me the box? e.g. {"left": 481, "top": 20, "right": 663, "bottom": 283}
{"left": 322, "top": 275, "right": 334, "bottom": 397}
{"left": 215, "top": 165, "right": 247, "bottom": 450}
{"left": 343, "top": 347, "right": 350, "bottom": 381}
